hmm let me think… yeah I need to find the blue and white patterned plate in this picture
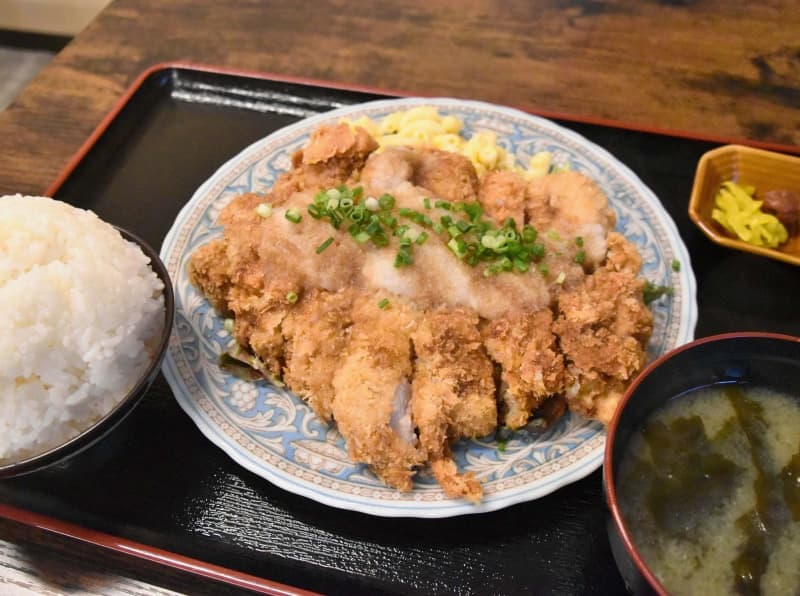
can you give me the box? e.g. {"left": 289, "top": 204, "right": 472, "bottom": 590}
{"left": 160, "top": 98, "right": 697, "bottom": 518}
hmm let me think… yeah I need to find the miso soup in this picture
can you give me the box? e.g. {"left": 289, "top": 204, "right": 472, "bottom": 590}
{"left": 617, "top": 385, "right": 800, "bottom": 595}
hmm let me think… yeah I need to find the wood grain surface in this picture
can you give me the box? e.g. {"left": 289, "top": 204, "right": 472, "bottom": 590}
{"left": 0, "top": 0, "right": 798, "bottom": 196}
{"left": 0, "top": 1, "right": 799, "bottom": 594}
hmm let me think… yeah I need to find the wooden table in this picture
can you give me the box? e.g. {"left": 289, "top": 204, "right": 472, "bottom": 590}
{"left": 1, "top": 0, "right": 798, "bottom": 593}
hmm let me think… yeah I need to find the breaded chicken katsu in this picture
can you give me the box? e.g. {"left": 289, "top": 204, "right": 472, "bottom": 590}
{"left": 189, "top": 121, "right": 654, "bottom": 502}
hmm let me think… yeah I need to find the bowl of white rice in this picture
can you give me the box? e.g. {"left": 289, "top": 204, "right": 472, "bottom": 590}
{"left": 0, "top": 195, "right": 173, "bottom": 478}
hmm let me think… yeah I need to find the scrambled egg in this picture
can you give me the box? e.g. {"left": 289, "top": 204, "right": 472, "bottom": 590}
{"left": 344, "top": 106, "right": 562, "bottom": 179}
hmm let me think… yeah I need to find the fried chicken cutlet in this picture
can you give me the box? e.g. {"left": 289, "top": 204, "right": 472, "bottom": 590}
{"left": 188, "top": 121, "right": 655, "bottom": 501}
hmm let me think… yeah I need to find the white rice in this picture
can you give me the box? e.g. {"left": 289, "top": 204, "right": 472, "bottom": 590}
{"left": 0, "top": 195, "right": 165, "bottom": 465}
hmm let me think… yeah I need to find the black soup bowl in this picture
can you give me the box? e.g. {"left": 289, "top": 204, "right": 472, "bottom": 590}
{"left": 603, "top": 332, "right": 800, "bottom": 595}
{"left": 0, "top": 227, "right": 174, "bottom": 480}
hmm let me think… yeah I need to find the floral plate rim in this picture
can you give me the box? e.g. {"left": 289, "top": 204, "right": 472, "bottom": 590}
{"left": 160, "top": 97, "right": 697, "bottom": 518}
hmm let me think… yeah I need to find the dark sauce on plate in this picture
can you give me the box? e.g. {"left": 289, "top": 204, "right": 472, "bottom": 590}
{"left": 617, "top": 385, "right": 800, "bottom": 595}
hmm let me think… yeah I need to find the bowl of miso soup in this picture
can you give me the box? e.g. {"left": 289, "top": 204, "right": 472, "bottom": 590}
{"left": 604, "top": 332, "right": 800, "bottom": 595}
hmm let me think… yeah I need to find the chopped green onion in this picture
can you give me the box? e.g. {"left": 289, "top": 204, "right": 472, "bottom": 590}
{"left": 456, "top": 220, "right": 472, "bottom": 233}
{"left": 378, "top": 298, "right": 390, "bottom": 309}
{"left": 522, "top": 226, "right": 538, "bottom": 243}
{"left": 415, "top": 231, "right": 429, "bottom": 245}
{"left": 285, "top": 208, "right": 302, "bottom": 223}
{"left": 379, "top": 213, "right": 397, "bottom": 228}
{"left": 372, "top": 231, "right": 389, "bottom": 247}
{"left": 643, "top": 281, "right": 674, "bottom": 304}
{"left": 255, "top": 203, "right": 272, "bottom": 218}
{"left": 286, "top": 291, "right": 299, "bottom": 304}
{"left": 394, "top": 248, "right": 414, "bottom": 267}
{"left": 316, "top": 236, "right": 334, "bottom": 254}
{"left": 423, "top": 198, "right": 431, "bottom": 209}
{"left": 672, "top": 259, "right": 681, "bottom": 272}
{"left": 434, "top": 199, "right": 452, "bottom": 210}
{"left": 575, "top": 236, "right": 584, "bottom": 247}
{"left": 459, "top": 202, "right": 483, "bottom": 221}
{"left": 354, "top": 231, "right": 370, "bottom": 243}
{"left": 403, "top": 228, "right": 420, "bottom": 243}
{"left": 539, "top": 263, "right": 549, "bottom": 275}
{"left": 365, "top": 196, "right": 380, "bottom": 211}
{"left": 448, "top": 225, "right": 462, "bottom": 238}
{"left": 378, "top": 193, "right": 395, "bottom": 210}
{"left": 326, "top": 188, "right": 341, "bottom": 201}
{"left": 433, "top": 223, "right": 446, "bottom": 235}
{"left": 352, "top": 205, "right": 367, "bottom": 220}
{"left": 574, "top": 250, "right": 585, "bottom": 264}
{"left": 448, "top": 237, "right": 467, "bottom": 258}
{"left": 530, "top": 243, "right": 546, "bottom": 260}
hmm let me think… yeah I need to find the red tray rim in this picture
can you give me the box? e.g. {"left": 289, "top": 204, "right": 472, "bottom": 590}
{"left": 0, "top": 501, "right": 317, "bottom": 595}
{"left": 14, "top": 60, "right": 799, "bottom": 593}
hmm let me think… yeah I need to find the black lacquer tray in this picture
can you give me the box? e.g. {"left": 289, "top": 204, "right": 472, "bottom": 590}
{"left": 2, "top": 64, "right": 798, "bottom": 596}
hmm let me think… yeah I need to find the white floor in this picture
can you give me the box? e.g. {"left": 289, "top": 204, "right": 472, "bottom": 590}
{"left": 0, "top": 46, "right": 53, "bottom": 111}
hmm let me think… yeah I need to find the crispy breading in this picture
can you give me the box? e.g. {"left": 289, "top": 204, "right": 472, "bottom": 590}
{"left": 526, "top": 171, "right": 616, "bottom": 268}
{"left": 331, "top": 295, "right": 425, "bottom": 491}
{"left": 410, "top": 309, "right": 495, "bottom": 501}
{"left": 188, "top": 124, "right": 657, "bottom": 499}
{"left": 482, "top": 309, "right": 564, "bottom": 429}
{"left": 553, "top": 233, "right": 653, "bottom": 424}
{"left": 281, "top": 288, "right": 353, "bottom": 422}
{"left": 479, "top": 169, "right": 527, "bottom": 227}
{"left": 270, "top": 123, "right": 378, "bottom": 204}
{"left": 413, "top": 148, "right": 479, "bottom": 204}
{"left": 187, "top": 238, "right": 231, "bottom": 313}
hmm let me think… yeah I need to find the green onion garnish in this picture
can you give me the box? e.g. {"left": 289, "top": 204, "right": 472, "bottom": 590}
{"left": 574, "top": 250, "right": 585, "bottom": 264}
{"left": 522, "top": 226, "right": 537, "bottom": 243}
{"left": 643, "top": 281, "right": 674, "bottom": 304}
{"left": 286, "top": 291, "right": 299, "bottom": 304}
{"left": 378, "top": 193, "right": 395, "bottom": 210}
{"left": 303, "top": 185, "right": 558, "bottom": 277}
{"left": 575, "top": 236, "right": 584, "bottom": 247}
{"left": 378, "top": 298, "right": 390, "bottom": 309}
{"left": 394, "top": 248, "right": 414, "bottom": 267}
{"left": 671, "top": 259, "right": 681, "bottom": 272}
{"left": 255, "top": 203, "right": 272, "bottom": 218}
{"left": 316, "top": 236, "right": 334, "bottom": 254}
{"left": 285, "top": 208, "right": 302, "bottom": 223}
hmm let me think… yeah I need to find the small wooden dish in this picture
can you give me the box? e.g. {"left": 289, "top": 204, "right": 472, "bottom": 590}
{"left": 688, "top": 144, "right": 800, "bottom": 266}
